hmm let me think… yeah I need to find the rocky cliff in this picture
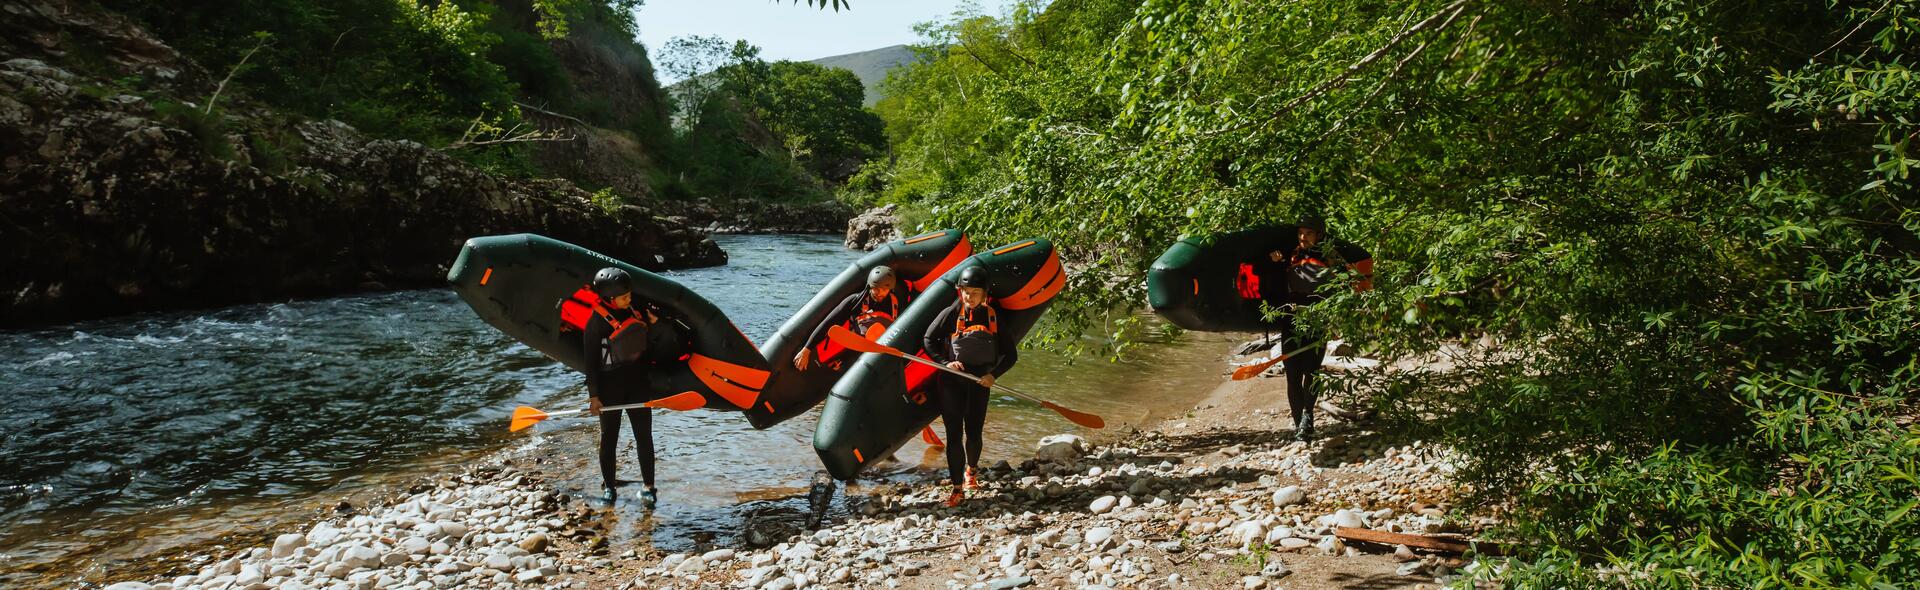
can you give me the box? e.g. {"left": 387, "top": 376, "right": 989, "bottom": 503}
{"left": 0, "top": 0, "right": 723, "bottom": 327}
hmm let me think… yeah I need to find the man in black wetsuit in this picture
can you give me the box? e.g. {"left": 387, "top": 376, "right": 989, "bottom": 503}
{"left": 582, "top": 267, "right": 661, "bottom": 506}
{"left": 922, "top": 266, "right": 1018, "bottom": 507}
{"left": 794, "top": 265, "right": 907, "bottom": 371}
{"left": 1246, "top": 217, "right": 1373, "bottom": 441}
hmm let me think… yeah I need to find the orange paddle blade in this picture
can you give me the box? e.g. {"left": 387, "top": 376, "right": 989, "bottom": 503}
{"left": 921, "top": 425, "right": 945, "bottom": 447}
{"left": 644, "top": 391, "right": 708, "bottom": 411}
{"left": 1231, "top": 355, "right": 1288, "bottom": 381}
{"left": 827, "top": 325, "right": 902, "bottom": 356}
{"left": 509, "top": 406, "right": 549, "bottom": 432}
{"left": 1041, "top": 401, "right": 1106, "bottom": 429}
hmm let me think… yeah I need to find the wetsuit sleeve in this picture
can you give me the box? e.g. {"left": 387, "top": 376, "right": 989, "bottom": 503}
{"left": 582, "top": 314, "right": 612, "bottom": 400}
{"left": 923, "top": 304, "right": 958, "bottom": 365}
{"left": 804, "top": 293, "right": 862, "bottom": 350}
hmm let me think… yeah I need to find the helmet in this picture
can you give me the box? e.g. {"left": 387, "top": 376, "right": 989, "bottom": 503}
{"left": 956, "top": 266, "right": 990, "bottom": 289}
{"left": 592, "top": 267, "right": 633, "bottom": 299}
{"left": 866, "top": 266, "right": 897, "bottom": 289}
{"left": 1297, "top": 216, "right": 1327, "bottom": 234}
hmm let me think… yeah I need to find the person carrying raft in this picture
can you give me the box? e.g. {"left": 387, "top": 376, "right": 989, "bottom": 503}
{"left": 922, "top": 266, "right": 1019, "bottom": 507}
{"left": 795, "top": 266, "right": 907, "bottom": 371}
{"left": 1247, "top": 216, "right": 1373, "bottom": 441}
{"left": 583, "top": 267, "right": 665, "bottom": 507}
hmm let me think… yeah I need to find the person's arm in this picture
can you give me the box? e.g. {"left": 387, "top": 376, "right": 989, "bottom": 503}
{"left": 582, "top": 315, "right": 611, "bottom": 411}
{"left": 804, "top": 294, "right": 861, "bottom": 350}
{"left": 922, "top": 304, "right": 958, "bottom": 365}
{"left": 989, "top": 316, "right": 1018, "bottom": 378}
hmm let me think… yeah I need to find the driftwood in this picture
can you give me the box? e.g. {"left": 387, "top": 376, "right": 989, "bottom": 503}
{"left": 1334, "top": 527, "right": 1503, "bottom": 555}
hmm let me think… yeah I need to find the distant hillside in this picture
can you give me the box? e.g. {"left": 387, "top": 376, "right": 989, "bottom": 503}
{"left": 808, "top": 44, "right": 919, "bottom": 107}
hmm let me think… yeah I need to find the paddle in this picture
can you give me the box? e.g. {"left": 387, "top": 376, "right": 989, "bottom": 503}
{"left": 826, "top": 325, "right": 1105, "bottom": 429}
{"left": 509, "top": 391, "right": 707, "bottom": 432}
{"left": 1229, "top": 340, "right": 1328, "bottom": 381}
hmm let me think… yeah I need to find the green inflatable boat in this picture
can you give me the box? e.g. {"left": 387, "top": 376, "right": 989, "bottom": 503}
{"left": 447, "top": 234, "right": 771, "bottom": 411}
{"left": 746, "top": 229, "right": 973, "bottom": 429}
{"left": 1146, "top": 225, "right": 1291, "bottom": 332}
{"left": 813, "top": 238, "right": 1065, "bottom": 481}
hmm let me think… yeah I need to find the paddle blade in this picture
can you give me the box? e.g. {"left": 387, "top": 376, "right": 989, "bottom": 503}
{"left": 826, "top": 325, "right": 900, "bottom": 356}
{"left": 645, "top": 391, "right": 708, "bottom": 412}
{"left": 1041, "top": 401, "right": 1106, "bottom": 429}
{"left": 509, "top": 406, "right": 549, "bottom": 432}
{"left": 1231, "top": 355, "right": 1287, "bottom": 381}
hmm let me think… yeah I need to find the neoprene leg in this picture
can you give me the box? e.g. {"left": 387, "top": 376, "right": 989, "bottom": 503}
{"left": 964, "top": 386, "right": 988, "bottom": 468}
{"left": 629, "top": 407, "right": 656, "bottom": 488}
{"left": 598, "top": 409, "right": 622, "bottom": 488}
{"left": 939, "top": 375, "right": 968, "bottom": 487}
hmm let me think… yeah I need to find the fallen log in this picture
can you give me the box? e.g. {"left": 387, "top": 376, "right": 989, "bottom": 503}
{"left": 1334, "top": 527, "right": 1503, "bottom": 555}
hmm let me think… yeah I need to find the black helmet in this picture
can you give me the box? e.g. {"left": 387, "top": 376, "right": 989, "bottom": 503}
{"left": 1297, "top": 216, "right": 1327, "bottom": 234}
{"left": 866, "top": 266, "right": 897, "bottom": 288}
{"left": 592, "top": 267, "right": 633, "bottom": 299}
{"left": 956, "top": 266, "right": 990, "bottom": 289}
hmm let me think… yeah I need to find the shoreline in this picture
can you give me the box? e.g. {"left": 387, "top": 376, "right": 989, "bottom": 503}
{"left": 93, "top": 337, "right": 1491, "bottom": 590}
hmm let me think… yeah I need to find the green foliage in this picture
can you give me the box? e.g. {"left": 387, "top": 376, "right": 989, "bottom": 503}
{"left": 589, "top": 186, "right": 625, "bottom": 214}
{"left": 152, "top": 100, "right": 234, "bottom": 160}
{"left": 870, "top": 0, "right": 1920, "bottom": 585}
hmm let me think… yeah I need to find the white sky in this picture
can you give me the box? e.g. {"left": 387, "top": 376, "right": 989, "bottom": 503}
{"left": 633, "top": 0, "right": 1017, "bottom": 82}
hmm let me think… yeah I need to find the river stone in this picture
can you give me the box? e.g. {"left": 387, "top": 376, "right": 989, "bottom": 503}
{"left": 482, "top": 553, "right": 513, "bottom": 571}
{"left": 1279, "top": 538, "right": 1312, "bottom": 550}
{"left": 400, "top": 537, "right": 431, "bottom": 555}
{"left": 1231, "top": 521, "right": 1267, "bottom": 547}
{"left": 986, "top": 576, "right": 1034, "bottom": 590}
{"left": 518, "top": 533, "right": 550, "bottom": 554}
{"left": 339, "top": 546, "right": 382, "bottom": 569}
{"left": 272, "top": 533, "right": 307, "bottom": 558}
{"left": 435, "top": 521, "right": 468, "bottom": 538}
{"left": 1261, "top": 560, "right": 1292, "bottom": 579}
{"left": 1034, "top": 434, "right": 1087, "bottom": 463}
{"left": 674, "top": 555, "right": 707, "bottom": 573}
{"left": 1271, "top": 486, "right": 1306, "bottom": 507}
{"left": 1332, "top": 509, "right": 1365, "bottom": 529}
{"left": 104, "top": 583, "right": 152, "bottom": 590}
{"left": 382, "top": 551, "right": 407, "bottom": 566}
{"left": 514, "top": 570, "right": 546, "bottom": 583}
{"left": 234, "top": 565, "right": 263, "bottom": 586}
{"left": 1243, "top": 575, "right": 1267, "bottom": 589}
{"left": 1089, "top": 496, "right": 1117, "bottom": 515}
{"left": 703, "top": 548, "right": 735, "bottom": 562}
{"left": 1084, "top": 527, "right": 1114, "bottom": 549}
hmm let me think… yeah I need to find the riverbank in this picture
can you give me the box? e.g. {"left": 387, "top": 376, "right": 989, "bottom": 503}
{"left": 96, "top": 338, "right": 1494, "bottom": 590}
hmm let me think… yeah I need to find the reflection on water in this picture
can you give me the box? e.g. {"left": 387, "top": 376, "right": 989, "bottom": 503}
{"left": 0, "top": 234, "right": 1242, "bottom": 586}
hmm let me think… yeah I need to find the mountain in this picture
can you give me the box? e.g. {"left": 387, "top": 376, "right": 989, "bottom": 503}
{"left": 807, "top": 44, "right": 919, "bottom": 107}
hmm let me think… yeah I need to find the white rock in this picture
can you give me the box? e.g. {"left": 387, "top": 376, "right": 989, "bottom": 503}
{"left": 435, "top": 521, "right": 468, "bottom": 538}
{"left": 338, "top": 546, "right": 382, "bottom": 569}
{"left": 273, "top": 533, "right": 307, "bottom": 558}
{"left": 235, "top": 565, "right": 263, "bottom": 586}
{"left": 1084, "top": 527, "right": 1114, "bottom": 549}
{"left": 104, "top": 583, "right": 152, "bottom": 590}
{"left": 1243, "top": 575, "right": 1267, "bottom": 589}
{"left": 1034, "top": 434, "right": 1087, "bottom": 463}
{"left": 1271, "top": 486, "right": 1306, "bottom": 507}
{"left": 702, "top": 548, "right": 735, "bottom": 563}
{"left": 1332, "top": 509, "right": 1365, "bottom": 529}
{"left": 1231, "top": 521, "right": 1268, "bottom": 547}
{"left": 673, "top": 556, "right": 707, "bottom": 574}
{"left": 1088, "top": 496, "right": 1118, "bottom": 515}
{"left": 1279, "top": 538, "right": 1312, "bottom": 550}
{"left": 514, "top": 569, "right": 546, "bottom": 583}
{"left": 482, "top": 553, "right": 513, "bottom": 571}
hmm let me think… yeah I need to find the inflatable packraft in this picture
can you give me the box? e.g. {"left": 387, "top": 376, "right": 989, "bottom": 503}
{"left": 746, "top": 230, "right": 972, "bottom": 429}
{"left": 447, "top": 234, "right": 771, "bottom": 411}
{"left": 1146, "top": 225, "right": 1298, "bottom": 332}
{"left": 812, "top": 239, "right": 1065, "bottom": 480}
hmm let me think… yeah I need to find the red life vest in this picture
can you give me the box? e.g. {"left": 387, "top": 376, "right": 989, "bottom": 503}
{"left": 850, "top": 292, "right": 900, "bottom": 338}
{"left": 591, "top": 303, "right": 649, "bottom": 366}
{"left": 950, "top": 303, "right": 999, "bottom": 369}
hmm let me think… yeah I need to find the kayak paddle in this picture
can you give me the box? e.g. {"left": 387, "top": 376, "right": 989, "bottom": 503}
{"left": 826, "top": 325, "right": 1105, "bottom": 429}
{"left": 1229, "top": 340, "right": 1328, "bottom": 380}
{"left": 509, "top": 391, "right": 707, "bottom": 432}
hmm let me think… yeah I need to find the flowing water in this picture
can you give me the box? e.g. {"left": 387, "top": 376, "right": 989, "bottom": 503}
{"left": 0, "top": 234, "right": 1243, "bottom": 587}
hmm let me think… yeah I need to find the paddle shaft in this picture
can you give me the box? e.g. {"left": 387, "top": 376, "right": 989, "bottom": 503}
{"left": 539, "top": 401, "right": 654, "bottom": 418}
{"left": 890, "top": 350, "right": 1048, "bottom": 406}
{"left": 1235, "top": 339, "right": 1329, "bottom": 378}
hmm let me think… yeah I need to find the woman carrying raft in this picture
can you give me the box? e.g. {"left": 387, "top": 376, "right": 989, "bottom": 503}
{"left": 922, "top": 266, "right": 1018, "bottom": 507}
{"left": 583, "top": 267, "right": 664, "bottom": 507}
{"left": 795, "top": 266, "right": 907, "bottom": 370}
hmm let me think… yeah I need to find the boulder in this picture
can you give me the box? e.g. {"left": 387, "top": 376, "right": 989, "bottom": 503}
{"left": 844, "top": 204, "right": 902, "bottom": 250}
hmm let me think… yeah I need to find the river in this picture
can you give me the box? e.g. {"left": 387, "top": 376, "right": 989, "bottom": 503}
{"left": 0, "top": 234, "right": 1241, "bottom": 587}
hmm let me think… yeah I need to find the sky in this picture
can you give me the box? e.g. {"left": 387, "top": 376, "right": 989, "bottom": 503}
{"left": 633, "top": 0, "right": 1016, "bottom": 82}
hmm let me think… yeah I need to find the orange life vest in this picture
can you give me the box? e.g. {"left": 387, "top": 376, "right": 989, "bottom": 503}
{"left": 850, "top": 292, "right": 900, "bottom": 338}
{"left": 591, "top": 303, "right": 649, "bottom": 366}
{"left": 950, "top": 303, "right": 999, "bottom": 369}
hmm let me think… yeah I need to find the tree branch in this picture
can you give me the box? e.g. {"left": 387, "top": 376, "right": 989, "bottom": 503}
{"left": 206, "top": 34, "right": 271, "bottom": 115}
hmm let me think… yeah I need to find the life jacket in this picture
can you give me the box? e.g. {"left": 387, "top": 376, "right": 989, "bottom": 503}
{"left": 949, "top": 302, "right": 999, "bottom": 369}
{"left": 591, "top": 303, "right": 650, "bottom": 367}
{"left": 1287, "top": 247, "right": 1336, "bottom": 295}
{"left": 849, "top": 292, "right": 900, "bottom": 338}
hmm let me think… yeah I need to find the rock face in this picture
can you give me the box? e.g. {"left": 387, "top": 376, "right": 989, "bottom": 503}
{"left": 844, "top": 204, "right": 902, "bottom": 250}
{"left": 0, "top": 1, "right": 724, "bottom": 327}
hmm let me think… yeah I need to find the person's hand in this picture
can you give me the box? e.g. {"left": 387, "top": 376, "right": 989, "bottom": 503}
{"left": 946, "top": 361, "right": 965, "bottom": 372}
{"left": 642, "top": 307, "right": 659, "bottom": 324}
{"left": 793, "top": 349, "right": 812, "bottom": 370}
{"left": 588, "top": 397, "right": 603, "bottom": 416}
{"left": 979, "top": 374, "right": 995, "bottom": 388}
{"left": 1269, "top": 250, "right": 1284, "bottom": 262}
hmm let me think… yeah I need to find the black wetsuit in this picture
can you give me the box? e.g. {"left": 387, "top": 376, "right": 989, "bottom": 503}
{"left": 802, "top": 289, "right": 907, "bottom": 364}
{"left": 923, "top": 300, "right": 1017, "bottom": 487}
{"left": 583, "top": 305, "right": 655, "bottom": 490}
{"left": 1247, "top": 232, "right": 1372, "bottom": 432}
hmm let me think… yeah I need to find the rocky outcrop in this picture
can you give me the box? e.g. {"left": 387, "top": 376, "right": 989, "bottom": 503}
{"left": 844, "top": 204, "right": 902, "bottom": 250}
{"left": 652, "top": 198, "right": 856, "bottom": 235}
{"left": 0, "top": 0, "right": 723, "bottom": 327}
